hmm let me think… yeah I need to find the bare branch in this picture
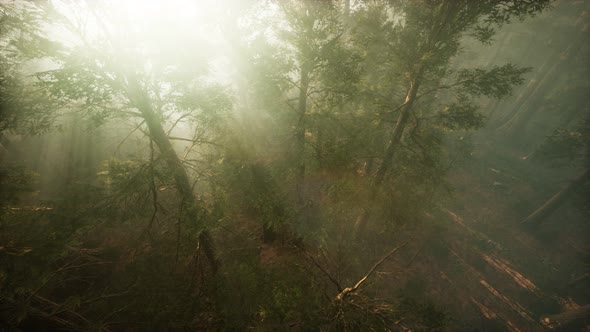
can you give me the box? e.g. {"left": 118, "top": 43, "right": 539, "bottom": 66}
{"left": 166, "top": 113, "right": 191, "bottom": 136}
{"left": 415, "top": 79, "right": 471, "bottom": 101}
{"left": 284, "top": 76, "right": 302, "bottom": 90}
{"left": 335, "top": 242, "right": 408, "bottom": 301}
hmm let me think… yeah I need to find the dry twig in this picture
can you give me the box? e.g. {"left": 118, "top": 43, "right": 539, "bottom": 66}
{"left": 335, "top": 242, "right": 408, "bottom": 301}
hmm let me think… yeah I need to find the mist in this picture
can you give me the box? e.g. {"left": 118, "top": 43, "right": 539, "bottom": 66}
{"left": 1, "top": 0, "right": 589, "bottom": 330}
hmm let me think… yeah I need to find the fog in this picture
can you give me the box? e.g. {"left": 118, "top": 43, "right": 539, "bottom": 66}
{"left": 1, "top": 0, "right": 588, "bottom": 330}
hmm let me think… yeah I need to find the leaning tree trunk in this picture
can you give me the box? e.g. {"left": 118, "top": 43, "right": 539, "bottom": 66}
{"left": 373, "top": 79, "right": 420, "bottom": 187}
{"left": 354, "top": 77, "right": 421, "bottom": 237}
{"left": 128, "top": 78, "right": 218, "bottom": 273}
{"left": 520, "top": 168, "right": 590, "bottom": 227}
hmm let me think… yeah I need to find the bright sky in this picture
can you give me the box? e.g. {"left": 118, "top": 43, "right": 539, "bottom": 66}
{"left": 46, "top": 0, "right": 243, "bottom": 86}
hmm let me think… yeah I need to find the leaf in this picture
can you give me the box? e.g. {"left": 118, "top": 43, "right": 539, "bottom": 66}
{"left": 436, "top": 98, "right": 484, "bottom": 130}
{"left": 458, "top": 64, "right": 531, "bottom": 99}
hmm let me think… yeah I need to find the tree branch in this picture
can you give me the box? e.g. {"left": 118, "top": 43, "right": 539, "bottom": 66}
{"left": 166, "top": 113, "right": 191, "bottom": 136}
{"left": 299, "top": 247, "right": 343, "bottom": 293}
{"left": 167, "top": 136, "right": 223, "bottom": 147}
{"left": 335, "top": 242, "right": 408, "bottom": 301}
{"left": 415, "top": 79, "right": 471, "bottom": 101}
{"left": 115, "top": 120, "right": 145, "bottom": 154}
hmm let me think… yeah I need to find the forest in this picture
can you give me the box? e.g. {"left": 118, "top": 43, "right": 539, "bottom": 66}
{"left": 1, "top": 0, "right": 589, "bottom": 330}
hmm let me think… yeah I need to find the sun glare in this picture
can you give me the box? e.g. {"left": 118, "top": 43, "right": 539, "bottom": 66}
{"left": 112, "top": 0, "right": 202, "bottom": 24}
{"left": 44, "top": 0, "right": 243, "bottom": 89}
{"left": 52, "top": 0, "right": 229, "bottom": 59}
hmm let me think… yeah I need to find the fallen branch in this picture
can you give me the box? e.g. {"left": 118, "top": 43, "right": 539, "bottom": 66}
{"left": 335, "top": 242, "right": 408, "bottom": 301}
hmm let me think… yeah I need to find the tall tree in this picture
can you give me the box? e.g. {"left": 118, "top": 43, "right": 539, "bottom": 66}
{"left": 240, "top": 1, "right": 360, "bottom": 220}
{"left": 351, "top": 0, "right": 552, "bottom": 235}
{"left": 3, "top": 1, "right": 233, "bottom": 273}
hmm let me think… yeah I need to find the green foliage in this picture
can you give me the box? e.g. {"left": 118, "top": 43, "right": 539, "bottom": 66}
{"left": 534, "top": 121, "right": 590, "bottom": 163}
{"left": 436, "top": 98, "right": 484, "bottom": 130}
{"left": 0, "top": 167, "right": 219, "bottom": 330}
{"left": 0, "top": 165, "right": 37, "bottom": 204}
{"left": 458, "top": 64, "right": 531, "bottom": 99}
{"left": 0, "top": 0, "right": 557, "bottom": 330}
{"left": 0, "top": 2, "right": 61, "bottom": 134}
{"left": 217, "top": 135, "right": 293, "bottom": 241}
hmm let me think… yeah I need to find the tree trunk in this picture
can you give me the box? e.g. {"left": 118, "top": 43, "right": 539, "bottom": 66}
{"left": 295, "top": 65, "right": 310, "bottom": 208}
{"left": 373, "top": 79, "right": 420, "bottom": 187}
{"left": 316, "top": 124, "right": 324, "bottom": 170}
{"left": 354, "top": 78, "right": 420, "bottom": 237}
{"left": 128, "top": 78, "right": 218, "bottom": 274}
{"left": 520, "top": 169, "right": 590, "bottom": 227}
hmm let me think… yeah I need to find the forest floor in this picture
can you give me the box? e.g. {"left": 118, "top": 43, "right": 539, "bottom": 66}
{"left": 404, "top": 135, "right": 590, "bottom": 331}
{"left": 3, "top": 133, "right": 588, "bottom": 331}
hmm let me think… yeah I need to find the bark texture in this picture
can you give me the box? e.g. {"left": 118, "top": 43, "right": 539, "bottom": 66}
{"left": 128, "top": 77, "right": 218, "bottom": 273}
{"left": 354, "top": 78, "right": 420, "bottom": 236}
{"left": 295, "top": 65, "right": 310, "bottom": 208}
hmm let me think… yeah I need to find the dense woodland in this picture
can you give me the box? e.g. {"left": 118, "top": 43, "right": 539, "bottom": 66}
{"left": 1, "top": 0, "right": 589, "bottom": 330}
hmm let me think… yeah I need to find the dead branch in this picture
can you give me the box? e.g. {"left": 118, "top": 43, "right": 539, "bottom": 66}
{"left": 335, "top": 242, "right": 408, "bottom": 301}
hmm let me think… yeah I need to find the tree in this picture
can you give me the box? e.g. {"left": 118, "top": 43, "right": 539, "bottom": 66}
{"left": 2, "top": 1, "right": 232, "bottom": 273}
{"left": 3, "top": 0, "right": 576, "bottom": 329}
{"left": 0, "top": 1, "right": 58, "bottom": 135}
{"left": 232, "top": 0, "right": 360, "bottom": 237}
{"left": 350, "top": 0, "right": 552, "bottom": 235}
